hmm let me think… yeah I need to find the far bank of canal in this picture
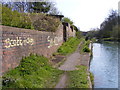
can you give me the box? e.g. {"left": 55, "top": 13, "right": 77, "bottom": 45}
{"left": 90, "top": 42, "right": 118, "bottom": 88}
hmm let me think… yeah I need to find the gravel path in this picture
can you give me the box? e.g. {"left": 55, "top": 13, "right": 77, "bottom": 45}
{"left": 55, "top": 72, "right": 68, "bottom": 88}
{"left": 55, "top": 43, "right": 81, "bottom": 88}
{"left": 58, "top": 43, "right": 82, "bottom": 71}
{"left": 58, "top": 52, "right": 81, "bottom": 71}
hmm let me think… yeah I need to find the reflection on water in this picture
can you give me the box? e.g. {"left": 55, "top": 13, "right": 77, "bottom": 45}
{"left": 90, "top": 42, "right": 118, "bottom": 88}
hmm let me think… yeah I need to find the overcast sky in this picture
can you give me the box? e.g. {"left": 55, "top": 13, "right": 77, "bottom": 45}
{"left": 53, "top": 0, "right": 119, "bottom": 31}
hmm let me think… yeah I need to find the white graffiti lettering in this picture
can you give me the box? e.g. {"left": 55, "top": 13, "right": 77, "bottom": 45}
{"left": 4, "top": 37, "right": 34, "bottom": 48}
{"left": 47, "top": 36, "right": 63, "bottom": 48}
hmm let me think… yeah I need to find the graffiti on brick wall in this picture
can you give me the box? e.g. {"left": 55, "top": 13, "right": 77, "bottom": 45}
{"left": 47, "top": 36, "right": 63, "bottom": 48}
{"left": 4, "top": 37, "right": 34, "bottom": 48}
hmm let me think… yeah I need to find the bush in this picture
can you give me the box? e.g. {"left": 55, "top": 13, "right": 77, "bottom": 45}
{"left": 11, "top": 10, "right": 21, "bottom": 27}
{"left": 2, "top": 6, "right": 33, "bottom": 29}
{"left": 62, "top": 17, "right": 73, "bottom": 25}
{"left": 2, "top": 6, "right": 61, "bottom": 32}
{"left": 2, "top": 6, "right": 12, "bottom": 26}
{"left": 80, "top": 40, "right": 91, "bottom": 53}
{"left": 20, "top": 14, "right": 34, "bottom": 29}
{"left": 30, "top": 13, "right": 60, "bottom": 32}
{"left": 85, "top": 40, "right": 90, "bottom": 46}
{"left": 82, "top": 46, "right": 90, "bottom": 52}
{"left": 76, "top": 31, "right": 83, "bottom": 39}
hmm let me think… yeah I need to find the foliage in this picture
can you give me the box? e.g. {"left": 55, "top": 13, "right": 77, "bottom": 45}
{"left": 88, "top": 9, "right": 120, "bottom": 41}
{"left": 2, "top": 6, "right": 61, "bottom": 32}
{"left": 82, "top": 46, "right": 90, "bottom": 52}
{"left": 2, "top": 54, "right": 63, "bottom": 88}
{"left": 73, "top": 25, "right": 79, "bottom": 32}
{"left": 2, "top": 1, "right": 61, "bottom": 15}
{"left": 48, "top": 2, "right": 62, "bottom": 15}
{"left": 12, "top": 2, "right": 26, "bottom": 13}
{"left": 90, "top": 72, "right": 94, "bottom": 86}
{"left": 85, "top": 40, "right": 90, "bottom": 46}
{"left": 62, "top": 17, "right": 73, "bottom": 25}
{"left": 57, "top": 37, "right": 81, "bottom": 55}
{"left": 67, "top": 65, "right": 89, "bottom": 88}
{"left": 91, "top": 38, "right": 96, "bottom": 42}
{"left": 30, "top": 2, "right": 50, "bottom": 13}
{"left": 1, "top": 6, "right": 12, "bottom": 26}
{"left": 31, "top": 13, "right": 61, "bottom": 32}
{"left": 81, "top": 40, "right": 90, "bottom": 53}
{"left": 76, "top": 31, "right": 83, "bottom": 39}
{"left": 111, "top": 25, "right": 120, "bottom": 40}
{"left": 2, "top": 6, "right": 33, "bottom": 29}
{"left": 86, "top": 28, "right": 99, "bottom": 40}
{"left": 100, "top": 10, "right": 117, "bottom": 32}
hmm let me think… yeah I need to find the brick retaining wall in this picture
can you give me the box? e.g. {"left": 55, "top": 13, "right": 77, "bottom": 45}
{"left": 1, "top": 24, "right": 64, "bottom": 73}
{"left": 1, "top": 23, "right": 76, "bottom": 74}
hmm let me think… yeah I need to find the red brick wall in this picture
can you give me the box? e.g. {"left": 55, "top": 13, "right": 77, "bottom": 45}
{"left": 1, "top": 24, "right": 63, "bottom": 73}
{"left": 0, "top": 26, "right": 2, "bottom": 76}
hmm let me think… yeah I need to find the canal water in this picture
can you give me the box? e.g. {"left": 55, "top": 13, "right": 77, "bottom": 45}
{"left": 90, "top": 42, "right": 118, "bottom": 88}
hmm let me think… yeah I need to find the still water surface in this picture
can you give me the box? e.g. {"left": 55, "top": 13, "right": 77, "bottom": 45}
{"left": 90, "top": 42, "right": 118, "bottom": 88}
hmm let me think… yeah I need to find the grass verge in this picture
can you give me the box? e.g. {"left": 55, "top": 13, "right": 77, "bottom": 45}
{"left": 80, "top": 40, "right": 91, "bottom": 53}
{"left": 2, "top": 54, "right": 63, "bottom": 88}
{"left": 67, "top": 65, "right": 89, "bottom": 88}
{"left": 57, "top": 37, "right": 81, "bottom": 55}
{"left": 90, "top": 72, "right": 94, "bottom": 87}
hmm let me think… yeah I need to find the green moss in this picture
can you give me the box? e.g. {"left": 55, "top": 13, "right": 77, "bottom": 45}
{"left": 2, "top": 54, "right": 63, "bottom": 88}
{"left": 67, "top": 65, "right": 89, "bottom": 88}
{"left": 57, "top": 37, "right": 81, "bottom": 55}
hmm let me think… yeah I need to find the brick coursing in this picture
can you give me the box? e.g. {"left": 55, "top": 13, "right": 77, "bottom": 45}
{"left": 0, "top": 23, "right": 76, "bottom": 74}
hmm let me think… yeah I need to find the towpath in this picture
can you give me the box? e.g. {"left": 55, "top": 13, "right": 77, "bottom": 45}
{"left": 55, "top": 42, "right": 91, "bottom": 88}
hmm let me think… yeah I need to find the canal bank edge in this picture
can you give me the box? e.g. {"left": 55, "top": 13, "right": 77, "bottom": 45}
{"left": 88, "top": 42, "right": 93, "bottom": 88}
